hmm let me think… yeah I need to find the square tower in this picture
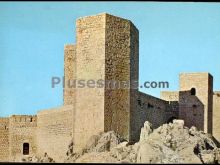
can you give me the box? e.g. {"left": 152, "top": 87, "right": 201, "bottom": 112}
{"left": 72, "top": 13, "right": 139, "bottom": 151}
{"left": 213, "top": 92, "right": 220, "bottom": 141}
{"left": 63, "top": 44, "right": 76, "bottom": 105}
{"left": 179, "top": 73, "right": 213, "bottom": 134}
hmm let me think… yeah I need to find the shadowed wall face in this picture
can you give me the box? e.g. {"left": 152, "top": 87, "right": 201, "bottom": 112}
{"left": 213, "top": 92, "right": 220, "bottom": 141}
{"left": 135, "top": 92, "right": 179, "bottom": 141}
{"left": 104, "top": 14, "right": 139, "bottom": 142}
{"left": 179, "top": 91, "right": 204, "bottom": 130}
{"left": 179, "top": 73, "right": 213, "bottom": 134}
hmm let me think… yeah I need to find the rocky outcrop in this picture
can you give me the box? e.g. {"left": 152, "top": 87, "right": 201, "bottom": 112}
{"left": 65, "top": 120, "right": 220, "bottom": 163}
{"left": 65, "top": 131, "right": 124, "bottom": 163}
{"left": 139, "top": 121, "right": 153, "bottom": 142}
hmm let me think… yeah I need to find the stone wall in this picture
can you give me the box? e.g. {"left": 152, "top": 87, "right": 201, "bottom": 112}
{"left": 1, "top": 13, "right": 219, "bottom": 163}
{"left": 63, "top": 44, "right": 76, "bottom": 105}
{"left": 73, "top": 13, "right": 106, "bottom": 151}
{"left": 104, "top": 14, "right": 139, "bottom": 142}
{"left": 73, "top": 13, "right": 140, "bottom": 150}
{"left": 213, "top": 91, "right": 220, "bottom": 141}
{"left": 208, "top": 74, "right": 214, "bottom": 134}
{"left": 134, "top": 91, "right": 179, "bottom": 141}
{"left": 160, "top": 91, "right": 179, "bottom": 101}
{"left": 37, "top": 105, "right": 73, "bottom": 162}
{"left": 0, "top": 118, "right": 9, "bottom": 162}
{"left": 128, "top": 19, "right": 139, "bottom": 142}
{"left": 179, "top": 73, "right": 213, "bottom": 134}
{"left": 179, "top": 90, "right": 204, "bottom": 130}
{"left": 8, "top": 115, "right": 37, "bottom": 162}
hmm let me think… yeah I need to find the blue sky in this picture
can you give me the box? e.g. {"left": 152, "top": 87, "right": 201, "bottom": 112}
{"left": 0, "top": 2, "right": 220, "bottom": 116}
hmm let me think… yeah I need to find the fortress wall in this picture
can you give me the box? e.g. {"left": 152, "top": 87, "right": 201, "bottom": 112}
{"left": 8, "top": 115, "right": 37, "bottom": 162}
{"left": 37, "top": 105, "right": 73, "bottom": 162}
{"left": 135, "top": 92, "right": 178, "bottom": 135}
{"left": 160, "top": 91, "right": 179, "bottom": 101}
{"left": 167, "top": 101, "right": 179, "bottom": 112}
{"left": 213, "top": 92, "right": 220, "bottom": 141}
{"left": 179, "top": 73, "right": 213, "bottom": 133}
{"left": 63, "top": 44, "right": 76, "bottom": 105}
{"left": 0, "top": 118, "right": 9, "bottom": 162}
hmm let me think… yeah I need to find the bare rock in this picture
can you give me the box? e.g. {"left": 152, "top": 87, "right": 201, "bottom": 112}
{"left": 139, "top": 121, "right": 153, "bottom": 142}
{"left": 200, "top": 150, "right": 216, "bottom": 164}
{"left": 84, "top": 134, "right": 102, "bottom": 153}
{"left": 40, "top": 153, "right": 55, "bottom": 163}
{"left": 93, "top": 131, "right": 122, "bottom": 152}
{"left": 136, "top": 120, "right": 219, "bottom": 163}
{"left": 65, "top": 120, "right": 220, "bottom": 164}
{"left": 173, "top": 119, "right": 184, "bottom": 129}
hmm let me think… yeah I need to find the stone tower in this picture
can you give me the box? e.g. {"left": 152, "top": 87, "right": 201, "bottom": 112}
{"left": 69, "top": 13, "right": 139, "bottom": 151}
{"left": 213, "top": 92, "right": 220, "bottom": 141}
{"left": 63, "top": 44, "right": 76, "bottom": 106}
{"left": 179, "top": 73, "right": 213, "bottom": 134}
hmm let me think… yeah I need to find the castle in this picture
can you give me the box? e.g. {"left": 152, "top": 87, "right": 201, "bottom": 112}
{"left": 0, "top": 13, "right": 220, "bottom": 162}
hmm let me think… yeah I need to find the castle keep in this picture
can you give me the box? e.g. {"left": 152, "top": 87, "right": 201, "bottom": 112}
{"left": 0, "top": 13, "right": 220, "bottom": 162}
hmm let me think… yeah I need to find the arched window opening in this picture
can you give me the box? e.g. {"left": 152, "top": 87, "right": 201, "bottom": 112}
{"left": 191, "top": 88, "right": 196, "bottom": 95}
{"left": 147, "top": 103, "right": 154, "bottom": 108}
{"left": 23, "top": 143, "right": 29, "bottom": 155}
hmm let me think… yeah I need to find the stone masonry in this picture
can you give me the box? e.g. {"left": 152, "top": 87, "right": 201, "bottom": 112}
{"left": 213, "top": 92, "right": 220, "bottom": 142}
{"left": 0, "top": 13, "right": 219, "bottom": 162}
{"left": 179, "top": 73, "right": 213, "bottom": 134}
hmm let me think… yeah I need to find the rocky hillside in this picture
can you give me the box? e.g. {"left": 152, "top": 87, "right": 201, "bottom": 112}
{"left": 65, "top": 120, "right": 220, "bottom": 164}
{"left": 21, "top": 120, "right": 220, "bottom": 163}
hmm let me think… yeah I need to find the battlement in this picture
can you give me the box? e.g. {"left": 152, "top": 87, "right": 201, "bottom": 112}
{"left": 9, "top": 115, "right": 37, "bottom": 123}
{"left": 0, "top": 117, "right": 9, "bottom": 130}
{"left": 214, "top": 91, "right": 220, "bottom": 97}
